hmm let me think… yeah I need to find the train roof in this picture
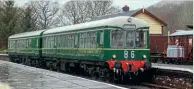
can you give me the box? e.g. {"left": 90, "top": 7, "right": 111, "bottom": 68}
{"left": 43, "top": 16, "right": 149, "bottom": 35}
{"left": 170, "top": 30, "right": 193, "bottom": 36}
{"left": 9, "top": 30, "right": 45, "bottom": 39}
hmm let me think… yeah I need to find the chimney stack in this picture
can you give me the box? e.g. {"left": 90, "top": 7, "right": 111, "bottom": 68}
{"left": 122, "top": 5, "right": 129, "bottom": 12}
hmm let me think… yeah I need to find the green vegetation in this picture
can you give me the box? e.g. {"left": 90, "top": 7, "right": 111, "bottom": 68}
{"left": 0, "top": 49, "right": 7, "bottom": 54}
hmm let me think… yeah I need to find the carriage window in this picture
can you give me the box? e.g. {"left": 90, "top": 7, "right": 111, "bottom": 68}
{"left": 100, "top": 31, "right": 104, "bottom": 45}
{"left": 47, "top": 37, "right": 50, "bottom": 48}
{"left": 63, "top": 35, "right": 66, "bottom": 47}
{"left": 79, "top": 33, "right": 85, "bottom": 48}
{"left": 57, "top": 35, "right": 60, "bottom": 47}
{"left": 36, "top": 39, "right": 39, "bottom": 47}
{"left": 71, "top": 34, "right": 75, "bottom": 48}
{"left": 42, "top": 38, "right": 44, "bottom": 48}
{"left": 85, "top": 32, "right": 90, "bottom": 48}
{"left": 75, "top": 34, "right": 78, "bottom": 46}
{"left": 45, "top": 37, "right": 47, "bottom": 48}
{"left": 54, "top": 36, "right": 57, "bottom": 47}
{"left": 67, "top": 35, "right": 70, "bottom": 48}
{"left": 126, "top": 31, "right": 134, "bottom": 48}
{"left": 135, "top": 29, "right": 147, "bottom": 48}
{"left": 57, "top": 35, "right": 60, "bottom": 48}
{"left": 111, "top": 29, "right": 125, "bottom": 48}
{"left": 91, "top": 32, "right": 97, "bottom": 48}
{"left": 29, "top": 39, "right": 31, "bottom": 48}
{"left": 50, "top": 36, "right": 54, "bottom": 48}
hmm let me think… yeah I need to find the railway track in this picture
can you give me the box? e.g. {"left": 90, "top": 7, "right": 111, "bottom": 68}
{"left": 141, "top": 83, "right": 176, "bottom": 89}
{"left": 153, "top": 69, "right": 193, "bottom": 89}
{"left": 63, "top": 70, "right": 176, "bottom": 89}
{"left": 150, "top": 55, "right": 193, "bottom": 65}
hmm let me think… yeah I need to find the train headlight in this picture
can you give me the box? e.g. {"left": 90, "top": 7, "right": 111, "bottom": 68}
{"left": 140, "top": 68, "right": 144, "bottom": 72}
{"left": 112, "top": 55, "right": 116, "bottom": 59}
{"left": 143, "top": 55, "right": 146, "bottom": 59}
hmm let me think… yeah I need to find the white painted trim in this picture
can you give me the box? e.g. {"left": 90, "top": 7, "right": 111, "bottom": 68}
{"left": 43, "top": 28, "right": 104, "bottom": 37}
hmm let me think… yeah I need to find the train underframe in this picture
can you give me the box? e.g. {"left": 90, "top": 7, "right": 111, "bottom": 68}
{"left": 9, "top": 55, "right": 155, "bottom": 84}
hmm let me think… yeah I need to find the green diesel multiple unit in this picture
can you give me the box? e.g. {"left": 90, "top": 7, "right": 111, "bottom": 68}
{"left": 8, "top": 16, "right": 152, "bottom": 82}
{"left": 8, "top": 30, "right": 44, "bottom": 63}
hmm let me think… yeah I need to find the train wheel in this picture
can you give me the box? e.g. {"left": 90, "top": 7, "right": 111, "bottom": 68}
{"left": 49, "top": 62, "right": 53, "bottom": 71}
{"left": 144, "top": 68, "right": 156, "bottom": 83}
{"left": 163, "top": 58, "right": 169, "bottom": 64}
{"left": 113, "top": 73, "right": 119, "bottom": 84}
{"left": 91, "top": 69, "right": 97, "bottom": 80}
{"left": 104, "top": 68, "right": 112, "bottom": 82}
{"left": 56, "top": 62, "right": 60, "bottom": 72}
{"left": 9, "top": 57, "right": 14, "bottom": 62}
{"left": 25, "top": 58, "right": 30, "bottom": 66}
{"left": 22, "top": 58, "right": 26, "bottom": 65}
{"left": 35, "top": 60, "right": 39, "bottom": 68}
{"left": 131, "top": 74, "right": 140, "bottom": 84}
{"left": 66, "top": 62, "right": 71, "bottom": 73}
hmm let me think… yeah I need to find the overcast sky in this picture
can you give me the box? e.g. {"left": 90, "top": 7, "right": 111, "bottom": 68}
{"left": 15, "top": 0, "right": 162, "bottom": 10}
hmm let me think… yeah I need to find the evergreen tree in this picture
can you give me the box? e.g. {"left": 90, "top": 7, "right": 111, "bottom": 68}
{"left": 0, "top": 1, "right": 21, "bottom": 40}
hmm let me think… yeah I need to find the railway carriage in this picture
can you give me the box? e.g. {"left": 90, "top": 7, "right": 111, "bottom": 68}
{"left": 42, "top": 16, "right": 152, "bottom": 82}
{"left": 8, "top": 16, "right": 153, "bottom": 83}
{"left": 164, "top": 30, "right": 193, "bottom": 64}
{"left": 152, "top": 30, "right": 193, "bottom": 65}
{"left": 8, "top": 30, "right": 45, "bottom": 65}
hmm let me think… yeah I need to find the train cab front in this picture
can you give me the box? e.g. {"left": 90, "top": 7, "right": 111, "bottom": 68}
{"left": 106, "top": 52, "right": 151, "bottom": 78}
{"left": 106, "top": 25, "right": 151, "bottom": 80}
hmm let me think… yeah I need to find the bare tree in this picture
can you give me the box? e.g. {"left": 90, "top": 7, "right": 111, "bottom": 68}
{"left": 88, "top": 0, "right": 119, "bottom": 17}
{"left": 29, "top": 1, "right": 59, "bottom": 29}
{"left": 19, "top": 5, "right": 38, "bottom": 32}
{"left": 60, "top": 0, "right": 119, "bottom": 25}
{"left": 61, "top": 1, "right": 84, "bottom": 25}
{"left": 56, "top": 10, "right": 71, "bottom": 26}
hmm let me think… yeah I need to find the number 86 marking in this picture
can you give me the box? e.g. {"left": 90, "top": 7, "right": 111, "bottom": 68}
{"left": 124, "top": 51, "right": 135, "bottom": 58}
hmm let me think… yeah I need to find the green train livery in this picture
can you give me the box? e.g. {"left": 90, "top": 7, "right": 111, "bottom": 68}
{"left": 8, "top": 16, "right": 153, "bottom": 83}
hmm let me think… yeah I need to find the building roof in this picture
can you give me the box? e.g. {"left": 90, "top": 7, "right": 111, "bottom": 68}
{"left": 43, "top": 16, "right": 149, "bottom": 35}
{"left": 91, "top": 9, "right": 139, "bottom": 21}
{"left": 9, "top": 30, "right": 45, "bottom": 39}
{"left": 91, "top": 8, "right": 167, "bottom": 26}
{"left": 170, "top": 30, "right": 193, "bottom": 36}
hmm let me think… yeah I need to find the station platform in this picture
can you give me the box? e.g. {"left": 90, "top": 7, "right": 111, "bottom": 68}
{"left": 0, "top": 54, "right": 8, "bottom": 56}
{"left": 0, "top": 60, "right": 128, "bottom": 89}
{"left": 152, "top": 63, "right": 193, "bottom": 73}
